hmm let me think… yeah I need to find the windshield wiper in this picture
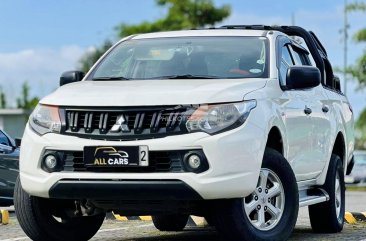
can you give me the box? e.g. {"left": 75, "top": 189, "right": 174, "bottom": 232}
{"left": 153, "top": 74, "right": 219, "bottom": 79}
{"left": 92, "top": 76, "right": 130, "bottom": 81}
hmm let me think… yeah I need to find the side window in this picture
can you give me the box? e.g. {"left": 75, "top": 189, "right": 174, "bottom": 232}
{"left": 289, "top": 46, "right": 311, "bottom": 66}
{"left": 279, "top": 45, "right": 294, "bottom": 86}
{"left": 0, "top": 131, "right": 10, "bottom": 146}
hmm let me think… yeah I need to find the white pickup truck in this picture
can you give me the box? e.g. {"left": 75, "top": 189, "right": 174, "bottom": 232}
{"left": 15, "top": 25, "right": 354, "bottom": 241}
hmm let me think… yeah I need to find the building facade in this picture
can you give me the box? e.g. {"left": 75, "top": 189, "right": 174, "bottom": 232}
{"left": 0, "top": 109, "right": 30, "bottom": 139}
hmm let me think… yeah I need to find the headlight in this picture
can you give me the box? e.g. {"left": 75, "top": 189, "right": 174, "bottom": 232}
{"left": 186, "top": 100, "right": 256, "bottom": 134}
{"left": 29, "top": 104, "right": 61, "bottom": 135}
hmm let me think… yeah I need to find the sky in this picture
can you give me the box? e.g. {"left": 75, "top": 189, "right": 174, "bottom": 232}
{"left": 0, "top": 0, "right": 365, "bottom": 118}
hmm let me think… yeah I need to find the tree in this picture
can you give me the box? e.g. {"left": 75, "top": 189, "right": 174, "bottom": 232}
{"left": 79, "top": 0, "right": 231, "bottom": 73}
{"left": 355, "top": 108, "right": 366, "bottom": 149}
{"left": 16, "top": 82, "right": 39, "bottom": 110}
{"left": 347, "top": 2, "right": 366, "bottom": 148}
{"left": 80, "top": 40, "right": 113, "bottom": 73}
{"left": 0, "top": 89, "right": 6, "bottom": 109}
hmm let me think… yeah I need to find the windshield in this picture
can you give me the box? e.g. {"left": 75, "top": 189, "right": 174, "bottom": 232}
{"left": 89, "top": 36, "right": 269, "bottom": 80}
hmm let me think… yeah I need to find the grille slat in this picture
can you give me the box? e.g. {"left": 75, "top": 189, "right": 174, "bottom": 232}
{"left": 64, "top": 107, "right": 188, "bottom": 141}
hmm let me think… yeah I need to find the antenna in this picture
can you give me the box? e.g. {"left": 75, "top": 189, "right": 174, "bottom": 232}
{"left": 343, "top": 0, "right": 349, "bottom": 95}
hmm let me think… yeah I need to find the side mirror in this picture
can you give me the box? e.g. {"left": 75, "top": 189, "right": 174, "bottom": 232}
{"left": 15, "top": 138, "right": 22, "bottom": 148}
{"left": 60, "top": 71, "right": 85, "bottom": 87}
{"left": 333, "top": 75, "right": 341, "bottom": 92}
{"left": 286, "top": 66, "right": 321, "bottom": 90}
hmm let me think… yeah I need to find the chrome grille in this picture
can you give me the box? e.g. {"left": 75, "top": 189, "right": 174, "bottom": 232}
{"left": 61, "top": 107, "right": 189, "bottom": 140}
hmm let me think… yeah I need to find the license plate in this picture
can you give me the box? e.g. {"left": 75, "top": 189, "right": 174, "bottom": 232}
{"left": 83, "top": 146, "right": 149, "bottom": 167}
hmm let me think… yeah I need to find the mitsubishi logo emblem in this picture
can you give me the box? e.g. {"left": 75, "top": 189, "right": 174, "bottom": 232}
{"left": 110, "top": 114, "right": 130, "bottom": 132}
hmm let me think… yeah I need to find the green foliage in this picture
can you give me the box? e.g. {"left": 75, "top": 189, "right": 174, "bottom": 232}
{"left": 0, "top": 89, "right": 6, "bottom": 109}
{"left": 79, "top": 0, "right": 231, "bottom": 73}
{"left": 354, "top": 28, "right": 366, "bottom": 42}
{"left": 79, "top": 40, "right": 113, "bottom": 73}
{"left": 347, "top": 2, "right": 366, "bottom": 149}
{"left": 119, "top": 0, "right": 231, "bottom": 37}
{"left": 356, "top": 108, "right": 366, "bottom": 149}
{"left": 347, "top": 2, "right": 366, "bottom": 12}
{"left": 347, "top": 1, "right": 366, "bottom": 86}
{"left": 349, "top": 50, "right": 366, "bottom": 87}
{"left": 16, "top": 82, "right": 39, "bottom": 110}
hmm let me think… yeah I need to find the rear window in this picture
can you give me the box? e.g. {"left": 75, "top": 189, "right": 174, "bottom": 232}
{"left": 90, "top": 36, "right": 269, "bottom": 80}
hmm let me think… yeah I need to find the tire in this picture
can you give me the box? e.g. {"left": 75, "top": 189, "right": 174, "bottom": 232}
{"left": 14, "top": 177, "right": 105, "bottom": 241}
{"left": 213, "top": 148, "right": 299, "bottom": 241}
{"left": 204, "top": 215, "right": 216, "bottom": 227}
{"left": 152, "top": 214, "right": 189, "bottom": 231}
{"left": 308, "top": 154, "right": 345, "bottom": 233}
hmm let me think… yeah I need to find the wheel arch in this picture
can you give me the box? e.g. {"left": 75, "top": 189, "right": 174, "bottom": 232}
{"left": 332, "top": 132, "right": 346, "bottom": 169}
{"left": 265, "top": 126, "right": 284, "bottom": 156}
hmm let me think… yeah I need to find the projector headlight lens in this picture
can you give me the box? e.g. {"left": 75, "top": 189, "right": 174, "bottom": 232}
{"left": 29, "top": 104, "right": 61, "bottom": 135}
{"left": 186, "top": 100, "right": 256, "bottom": 134}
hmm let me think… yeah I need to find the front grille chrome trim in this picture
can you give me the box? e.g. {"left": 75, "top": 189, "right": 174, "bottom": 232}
{"left": 60, "top": 106, "right": 190, "bottom": 141}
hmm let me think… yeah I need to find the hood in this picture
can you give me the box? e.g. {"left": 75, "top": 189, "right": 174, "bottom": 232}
{"left": 41, "top": 79, "right": 267, "bottom": 107}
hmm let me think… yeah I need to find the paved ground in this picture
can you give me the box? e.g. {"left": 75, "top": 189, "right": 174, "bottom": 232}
{"left": 1, "top": 191, "right": 365, "bottom": 241}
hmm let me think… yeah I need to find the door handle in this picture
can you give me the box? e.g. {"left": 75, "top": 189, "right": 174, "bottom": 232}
{"left": 304, "top": 107, "right": 312, "bottom": 115}
{"left": 322, "top": 106, "right": 329, "bottom": 113}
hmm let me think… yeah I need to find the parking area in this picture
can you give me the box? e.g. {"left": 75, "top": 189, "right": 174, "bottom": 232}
{"left": 1, "top": 191, "right": 366, "bottom": 241}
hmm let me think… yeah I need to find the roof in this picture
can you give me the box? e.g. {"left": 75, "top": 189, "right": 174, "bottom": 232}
{"left": 132, "top": 29, "right": 267, "bottom": 39}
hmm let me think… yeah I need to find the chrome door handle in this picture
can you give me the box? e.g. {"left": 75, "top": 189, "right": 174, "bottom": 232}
{"left": 304, "top": 107, "right": 312, "bottom": 115}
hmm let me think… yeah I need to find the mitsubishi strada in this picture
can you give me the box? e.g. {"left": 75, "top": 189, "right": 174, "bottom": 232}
{"left": 14, "top": 25, "right": 354, "bottom": 241}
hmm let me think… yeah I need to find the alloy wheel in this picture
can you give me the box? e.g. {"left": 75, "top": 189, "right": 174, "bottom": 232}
{"left": 244, "top": 168, "right": 285, "bottom": 231}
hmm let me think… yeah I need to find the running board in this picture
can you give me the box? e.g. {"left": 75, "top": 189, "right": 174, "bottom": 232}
{"left": 299, "top": 188, "right": 329, "bottom": 207}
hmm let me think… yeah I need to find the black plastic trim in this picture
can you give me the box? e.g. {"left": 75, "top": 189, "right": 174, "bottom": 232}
{"left": 49, "top": 179, "right": 203, "bottom": 200}
{"left": 346, "top": 155, "right": 354, "bottom": 175}
{"left": 51, "top": 149, "right": 209, "bottom": 174}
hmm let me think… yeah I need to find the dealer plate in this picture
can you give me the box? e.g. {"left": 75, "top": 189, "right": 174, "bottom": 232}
{"left": 83, "top": 146, "right": 149, "bottom": 167}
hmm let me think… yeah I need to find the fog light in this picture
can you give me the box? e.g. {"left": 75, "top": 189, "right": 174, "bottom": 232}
{"left": 188, "top": 154, "right": 201, "bottom": 169}
{"left": 44, "top": 155, "right": 58, "bottom": 170}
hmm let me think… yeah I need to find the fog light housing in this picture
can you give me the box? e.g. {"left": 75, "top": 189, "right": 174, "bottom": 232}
{"left": 188, "top": 155, "right": 201, "bottom": 169}
{"left": 44, "top": 155, "right": 57, "bottom": 169}
{"left": 183, "top": 151, "right": 208, "bottom": 173}
{"left": 41, "top": 152, "right": 63, "bottom": 172}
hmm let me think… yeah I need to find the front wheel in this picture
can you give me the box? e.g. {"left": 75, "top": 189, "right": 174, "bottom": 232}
{"left": 309, "top": 154, "right": 345, "bottom": 233}
{"left": 213, "top": 148, "right": 299, "bottom": 241}
{"left": 14, "top": 177, "right": 105, "bottom": 241}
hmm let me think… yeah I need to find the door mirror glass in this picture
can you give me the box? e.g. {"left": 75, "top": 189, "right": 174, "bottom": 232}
{"left": 60, "top": 71, "right": 85, "bottom": 86}
{"left": 286, "top": 66, "right": 320, "bottom": 90}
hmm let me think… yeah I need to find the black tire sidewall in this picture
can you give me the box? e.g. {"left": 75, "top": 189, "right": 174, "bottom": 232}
{"left": 214, "top": 148, "right": 299, "bottom": 241}
{"left": 333, "top": 156, "right": 346, "bottom": 226}
{"left": 152, "top": 214, "right": 189, "bottom": 231}
{"left": 14, "top": 177, "right": 105, "bottom": 241}
{"left": 309, "top": 154, "right": 345, "bottom": 232}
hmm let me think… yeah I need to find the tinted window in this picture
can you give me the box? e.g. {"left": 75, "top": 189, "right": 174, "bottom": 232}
{"left": 0, "top": 131, "right": 10, "bottom": 146}
{"left": 90, "top": 37, "right": 269, "bottom": 80}
{"left": 290, "top": 47, "right": 311, "bottom": 66}
{"left": 279, "top": 46, "right": 294, "bottom": 85}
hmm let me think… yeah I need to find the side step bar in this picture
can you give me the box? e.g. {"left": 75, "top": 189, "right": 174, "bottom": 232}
{"left": 299, "top": 188, "right": 329, "bottom": 207}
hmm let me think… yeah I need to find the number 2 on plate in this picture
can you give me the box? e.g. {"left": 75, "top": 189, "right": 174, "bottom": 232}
{"left": 139, "top": 146, "right": 149, "bottom": 166}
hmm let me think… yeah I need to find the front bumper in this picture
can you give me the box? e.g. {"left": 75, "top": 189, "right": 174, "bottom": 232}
{"left": 20, "top": 120, "right": 266, "bottom": 200}
{"left": 49, "top": 179, "right": 202, "bottom": 200}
